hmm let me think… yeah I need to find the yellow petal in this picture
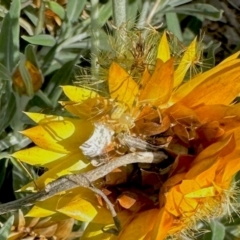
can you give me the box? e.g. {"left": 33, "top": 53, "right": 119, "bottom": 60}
{"left": 24, "top": 112, "right": 65, "bottom": 124}
{"left": 12, "top": 146, "right": 66, "bottom": 166}
{"left": 26, "top": 195, "right": 61, "bottom": 217}
{"left": 21, "top": 151, "right": 91, "bottom": 190}
{"left": 157, "top": 31, "right": 171, "bottom": 62}
{"left": 80, "top": 222, "right": 115, "bottom": 240}
{"left": 61, "top": 85, "right": 98, "bottom": 103}
{"left": 173, "top": 37, "right": 197, "bottom": 88}
{"left": 108, "top": 62, "right": 138, "bottom": 108}
{"left": 185, "top": 186, "right": 216, "bottom": 198}
{"left": 139, "top": 58, "right": 174, "bottom": 105}
{"left": 21, "top": 118, "right": 94, "bottom": 154}
{"left": 57, "top": 194, "right": 97, "bottom": 222}
{"left": 171, "top": 59, "right": 240, "bottom": 103}
{"left": 82, "top": 210, "right": 132, "bottom": 240}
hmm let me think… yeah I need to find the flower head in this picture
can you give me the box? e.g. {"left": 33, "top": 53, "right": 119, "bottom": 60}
{"left": 13, "top": 28, "right": 240, "bottom": 239}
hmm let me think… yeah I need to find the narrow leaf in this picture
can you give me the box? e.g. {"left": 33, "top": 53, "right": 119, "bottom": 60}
{"left": 9, "top": 0, "right": 20, "bottom": 65}
{"left": 0, "top": 63, "right": 11, "bottom": 80}
{"left": 0, "top": 215, "right": 14, "bottom": 240}
{"left": 45, "top": 58, "right": 79, "bottom": 107}
{"left": 22, "top": 35, "right": 56, "bottom": 47}
{"left": 174, "top": 3, "right": 223, "bottom": 21}
{"left": 165, "top": 12, "right": 183, "bottom": 42}
{"left": 48, "top": 1, "right": 65, "bottom": 19}
{"left": 0, "top": 13, "right": 13, "bottom": 71}
{"left": 210, "top": 220, "right": 225, "bottom": 240}
{"left": 66, "top": 0, "right": 87, "bottom": 22}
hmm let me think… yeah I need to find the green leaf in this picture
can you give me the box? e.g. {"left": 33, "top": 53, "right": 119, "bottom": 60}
{"left": 0, "top": 159, "right": 7, "bottom": 190}
{"left": 0, "top": 81, "right": 16, "bottom": 133}
{"left": 35, "top": 0, "right": 45, "bottom": 35}
{"left": 11, "top": 158, "right": 37, "bottom": 199}
{"left": 40, "top": 44, "right": 59, "bottom": 75}
{"left": 202, "top": 41, "right": 221, "bottom": 72}
{"left": 9, "top": 0, "right": 20, "bottom": 66}
{"left": 127, "top": 0, "right": 140, "bottom": 26}
{"left": 0, "top": 64, "right": 11, "bottom": 80}
{"left": 22, "top": 35, "right": 56, "bottom": 47}
{"left": 0, "top": 215, "right": 14, "bottom": 240}
{"left": 48, "top": 1, "right": 65, "bottom": 20}
{"left": 35, "top": 90, "right": 54, "bottom": 108}
{"left": 166, "top": 12, "right": 183, "bottom": 41}
{"left": 18, "top": 55, "right": 34, "bottom": 97}
{"left": 66, "top": 0, "right": 87, "bottom": 22}
{"left": 98, "top": 1, "right": 112, "bottom": 27}
{"left": 174, "top": 3, "right": 223, "bottom": 21}
{"left": 168, "top": 0, "right": 192, "bottom": 7}
{"left": 44, "top": 57, "right": 78, "bottom": 107}
{"left": 23, "top": 5, "right": 38, "bottom": 26}
{"left": 25, "top": 45, "right": 40, "bottom": 68}
{"left": 209, "top": 220, "right": 225, "bottom": 240}
{"left": 0, "top": 13, "right": 14, "bottom": 71}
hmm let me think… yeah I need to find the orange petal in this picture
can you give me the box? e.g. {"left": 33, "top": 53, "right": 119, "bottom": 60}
{"left": 219, "top": 51, "right": 240, "bottom": 64}
{"left": 180, "top": 65, "right": 240, "bottom": 107}
{"left": 118, "top": 209, "right": 159, "bottom": 240}
{"left": 108, "top": 62, "right": 138, "bottom": 108}
{"left": 167, "top": 184, "right": 199, "bottom": 216}
{"left": 117, "top": 193, "right": 137, "bottom": 209}
{"left": 192, "top": 133, "right": 235, "bottom": 164}
{"left": 195, "top": 104, "right": 240, "bottom": 132}
{"left": 164, "top": 187, "right": 181, "bottom": 217}
{"left": 220, "top": 156, "right": 240, "bottom": 186}
{"left": 165, "top": 102, "right": 201, "bottom": 127}
{"left": 140, "top": 67, "right": 151, "bottom": 90}
{"left": 151, "top": 208, "right": 175, "bottom": 240}
{"left": 139, "top": 58, "right": 174, "bottom": 105}
{"left": 171, "top": 59, "right": 240, "bottom": 103}
{"left": 169, "top": 155, "right": 194, "bottom": 176}
{"left": 196, "top": 121, "right": 225, "bottom": 145}
{"left": 179, "top": 179, "right": 200, "bottom": 195}
{"left": 192, "top": 160, "right": 219, "bottom": 187}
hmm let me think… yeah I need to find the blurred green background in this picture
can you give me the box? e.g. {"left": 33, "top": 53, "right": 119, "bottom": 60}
{"left": 0, "top": 0, "right": 239, "bottom": 239}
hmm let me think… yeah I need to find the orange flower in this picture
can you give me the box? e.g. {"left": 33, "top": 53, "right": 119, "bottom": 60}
{"left": 12, "top": 61, "right": 43, "bottom": 96}
{"left": 12, "top": 29, "right": 240, "bottom": 239}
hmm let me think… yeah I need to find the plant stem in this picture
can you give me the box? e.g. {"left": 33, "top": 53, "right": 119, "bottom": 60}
{"left": 112, "top": 0, "right": 126, "bottom": 28}
{"left": 91, "top": 0, "right": 99, "bottom": 80}
{"left": 137, "top": 0, "right": 151, "bottom": 28}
